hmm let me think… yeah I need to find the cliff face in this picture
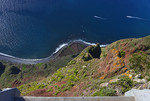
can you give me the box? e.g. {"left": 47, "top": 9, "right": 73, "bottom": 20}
{"left": 1, "top": 36, "right": 150, "bottom": 97}
{"left": 17, "top": 36, "right": 150, "bottom": 96}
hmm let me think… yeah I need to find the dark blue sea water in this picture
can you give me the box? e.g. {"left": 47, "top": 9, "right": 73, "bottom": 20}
{"left": 0, "top": 0, "right": 150, "bottom": 59}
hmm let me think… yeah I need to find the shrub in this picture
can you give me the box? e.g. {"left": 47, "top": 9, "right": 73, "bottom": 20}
{"left": 54, "top": 90, "right": 60, "bottom": 96}
{"left": 68, "top": 60, "right": 76, "bottom": 65}
{"left": 66, "top": 75, "right": 78, "bottom": 82}
{"left": 36, "top": 63, "right": 43, "bottom": 67}
{"left": 54, "top": 70, "right": 64, "bottom": 81}
{"left": 47, "top": 88, "right": 53, "bottom": 92}
{"left": 129, "top": 52, "right": 149, "bottom": 73}
{"left": 103, "top": 54, "right": 107, "bottom": 59}
{"left": 93, "top": 87, "right": 116, "bottom": 96}
{"left": 74, "top": 69, "right": 78, "bottom": 76}
{"left": 22, "top": 64, "right": 27, "bottom": 72}
{"left": 82, "top": 53, "right": 92, "bottom": 61}
{"left": 117, "top": 75, "right": 134, "bottom": 94}
{"left": 119, "top": 50, "right": 125, "bottom": 58}
{"left": 62, "top": 86, "right": 70, "bottom": 92}
{"left": 37, "top": 84, "right": 46, "bottom": 89}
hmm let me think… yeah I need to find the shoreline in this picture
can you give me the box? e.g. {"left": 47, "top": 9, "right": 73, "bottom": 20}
{"left": 0, "top": 40, "right": 108, "bottom": 64}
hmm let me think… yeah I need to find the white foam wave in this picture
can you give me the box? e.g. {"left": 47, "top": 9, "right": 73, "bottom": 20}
{"left": 100, "top": 44, "right": 108, "bottom": 47}
{"left": 75, "top": 40, "right": 108, "bottom": 47}
{"left": 126, "top": 16, "right": 144, "bottom": 20}
{"left": 52, "top": 40, "right": 108, "bottom": 55}
{"left": 94, "top": 16, "right": 107, "bottom": 20}
{"left": 53, "top": 43, "right": 68, "bottom": 54}
{"left": 75, "top": 39, "right": 96, "bottom": 46}
{"left": 0, "top": 52, "right": 14, "bottom": 58}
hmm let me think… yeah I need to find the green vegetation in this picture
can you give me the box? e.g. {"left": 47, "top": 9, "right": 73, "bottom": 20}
{"left": 110, "top": 75, "right": 134, "bottom": 94}
{"left": 68, "top": 60, "right": 76, "bottom": 65}
{"left": 36, "top": 63, "right": 44, "bottom": 67}
{"left": 17, "top": 54, "right": 100, "bottom": 96}
{"left": 101, "top": 48, "right": 107, "bottom": 59}
{"left": 17, "top": 36, "right": 150, "bottom": 96}
{"left": 141, "top": 36, "right": 150, "bottom": 47}
{"left": 0, "top": 55, "right": 75, "bottom": 89}
{"left": 129, "top": 51, "right": 150, "bottom": 73}
{"left": 82, "top": 53, "right": 93, "bottom": 61}
{"left": 93, "top": 87, "right": 116, "bottom": 96}
{"left": 47, "top": 87, "right": 53, "bottom": 92}
{"left": 1, "top": 36, "right": 150, "bottom": 97}
{"left": 117, "top": 75, "right": 134, "bottom": 94}
{"left": 119, "top": 50, "right": 125, "bottom": 58}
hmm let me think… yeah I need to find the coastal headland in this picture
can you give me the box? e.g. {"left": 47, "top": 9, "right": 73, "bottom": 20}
{"left": 0, "top": 36, "right": 150, "bottom": 97}
{"left": 0, "top": 41, "right": 90, "bottom": 64}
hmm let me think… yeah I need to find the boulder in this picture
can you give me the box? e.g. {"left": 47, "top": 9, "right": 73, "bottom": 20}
{"left": 82, "top": 43, "right": 101, "bottom": 61}
{"left": 100, "top": 83, "right": 109, "bottom": 87}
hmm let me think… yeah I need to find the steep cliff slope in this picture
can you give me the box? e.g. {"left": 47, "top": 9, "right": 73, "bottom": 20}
{"left": 18, "top": 36, "right": 150, "bottom": 96}
{"left": 0, "top": 42, "right": 87, "bottom": 89}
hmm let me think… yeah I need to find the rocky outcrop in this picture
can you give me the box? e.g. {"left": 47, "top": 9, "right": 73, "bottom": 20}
{"left": 99, "top": 49, "right": 126, "bottom": 79}
{"left": 82, "top": 43, "right": 101, "bottom": 61}
{"left": 2, "top": 36, "right": 150, "bottom": 97}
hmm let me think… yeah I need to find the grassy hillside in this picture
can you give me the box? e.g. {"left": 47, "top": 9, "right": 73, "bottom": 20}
{"left": 17, "top": 36, "right": 150, "bottom": 96}
{"left": 0, "top": 42, "right": 87, "bottom": 89}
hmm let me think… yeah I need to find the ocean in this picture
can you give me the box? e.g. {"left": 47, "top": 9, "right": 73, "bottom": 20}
{"left": 0, "top": 0, "right": 150, "bottom": 59}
